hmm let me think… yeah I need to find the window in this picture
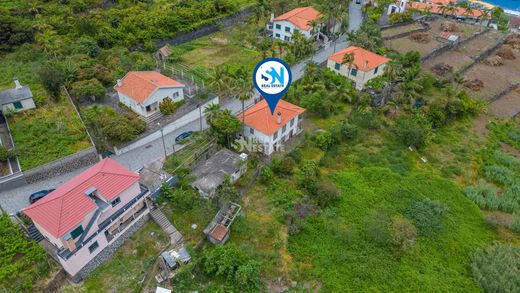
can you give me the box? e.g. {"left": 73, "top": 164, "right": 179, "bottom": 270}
{"left": 275, "top": 24, "right": 281, "bottom": 29}
{"left": 88, "top": 241, "right": 99, "bottom": 253}
{"left": 70, "top": 225, "right": 84, "bottom": 239}
{"left": 111, "top": 197, "right": 121, "bottom": 207}
{"left": 249, "top": 128, "right": 254, "bottom": 135}
{"left": 13, "top": 101, "right": 23, "bottom": 109}
{"left": 275, "top": 33, "right": 280, "bottom": 38}
{"left": 282, "top": 125, "right": 287, "bottom": 133}
{"left": 172, "top": 92, "right": 179, "bottom": 97}
{"left": 351, "top": 68, "right": 358, "bottom": 76}
{"left": 285, "top": 26, "right": 291, "bottom": 32}
{"left": 273, "top": 130, "right": 278, "bottom": 140}
{"left": 334, "top": 63, "right": 341, "bottom": 70}
{"left": 284, "top": 36, "right": 290, "bottom": 41}
{"left": 290, "top": 118, "right": 295, "bottom": 126}
{"left": 374, "top": 66, "right": 379, "bottom": 74}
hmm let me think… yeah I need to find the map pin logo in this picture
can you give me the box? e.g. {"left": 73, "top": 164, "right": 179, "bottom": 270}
{"left": 253, "top": 58, "right": 292, "bottom": 115}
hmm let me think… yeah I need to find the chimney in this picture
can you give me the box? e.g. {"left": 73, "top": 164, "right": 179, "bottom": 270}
{"left": 117, "top": 79, "right": 123, "bottom": 87}
{"left": 365, "top": 60, "right": 369, "bottom": 68}
{"left": 270, "top": 13, "right": 274, "bottom": 22}
{"left": 276, "top": 112, "right": 282, "bottom": 124}
{"left": 14, "top": 77, "right": 22, "bottom": 89}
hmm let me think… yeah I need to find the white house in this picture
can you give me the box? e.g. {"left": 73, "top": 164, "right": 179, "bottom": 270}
{"left": 327, "top": 46, "right": 390, "bottom": 90}
{"left": 114, "top": 71, "right": 185, "bottom": 118}
{"left": 0, "top": 78, "right": 36, "bottom": 113}
{"left": 387, "top": 0, "right": 408, "bottom": 15}
{"left": 272, "top": 6, "right": 324, "bottom": 42}
{"left": 239, "top": 99, "right": 305, "bottom": 156}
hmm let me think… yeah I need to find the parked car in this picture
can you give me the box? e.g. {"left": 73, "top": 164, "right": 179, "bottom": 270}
{"left": 29, "top": 189, "right": 55, "bottom": 204}
{"left": 175, "top": 131, "right": 193, "bottom": 143}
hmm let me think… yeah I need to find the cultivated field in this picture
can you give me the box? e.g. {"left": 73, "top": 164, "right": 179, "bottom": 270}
{"left": 381, "top": 22, "right": 424, "bottom": 38}
{"left": 488, "top": 88, "right": 520, "bottom": 118}
{"left": 424, "top": 30, "right": 503, "bottom": 74}
{"left": 463, "top": 50, "right": 520, "bottom": 100}
{"left": 385, "top": 18, "right": 485, "bottom": 57}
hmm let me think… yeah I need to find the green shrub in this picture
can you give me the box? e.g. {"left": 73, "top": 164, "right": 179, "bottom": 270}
{"left": 471, "top": 244, "right": 520, "bottom": 292}
{"left": 511, "top": 212, "right": 520, "bottom": 234}
{"left": 259, "top": 166, "right": 274, "bottom": 184}
{"left": 483, "top": 165, "right": 517, "bottom": 186}
{"left": 394, "top": 115, "right": 432, "bottom": 149}
{"left": 390, "top": 215, "right": 417, "bottom": 254}
{"left": 330, "top": 120, "right": 359, "bottom": 141}
{"left": 279, "top": 156, "right": 296, "bottom": 176}
{"left": 313, "top": 131, "right": 334, "bottom": 151}
{"left": 464, "top": 180, "right": 500, "bottom": 210}
{"left": 71, "top": 78, "right": 106, "bottom": 100}
{"left": 404, "top": 198, "right": 450, "bottom": 236}
{"left": 493, "top": 150, "right": 520, "bottom": 171}
{"left": 159, "top": 97, "right": 177, "bottom": 115}
{"left": 310, "top": 180, "right": 341, "bottom": 208}
{"left": 0, "top": 146, "right": 8, "bottom": 161}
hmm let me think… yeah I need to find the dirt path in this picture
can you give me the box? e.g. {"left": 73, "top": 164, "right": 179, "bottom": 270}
{"left": 472, "top": 114, "right": 491, "bottom": 138}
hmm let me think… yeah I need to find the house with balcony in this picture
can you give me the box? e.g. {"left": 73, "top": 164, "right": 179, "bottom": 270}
{"left": 114, "top": 71, "right": 185, "bottom": 118}
{"left": 238, "top": 99, "right": 305, "bottom": 156}
{"left": 23, "top": 158, "right": 151, "bottom": 281}
{"left": 327, "top": 46, "right": 390, "bottom": 90}
{"left": 272, "top": 6, "right": 327, "bottom": 42}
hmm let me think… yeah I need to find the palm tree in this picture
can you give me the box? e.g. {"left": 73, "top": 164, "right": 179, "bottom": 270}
{"left": 208, "top": 65, "right": 233, "bottom": 97}
{"left": 446, "top": 6, "right": 458, "bottom": 18}
{"left": 233, "top": 66, "right": 253, "bottom": 136}
{"left": 341, "top": 52, "right": 357, "bottom": 78}
{"left": 479, "top": 10, "right": 491, "bottom": 26}
{"left": 308, "top": 19, "right": 321, "bottom": 40}
{"left": 439, "top": 5, "right": 450, "bottom": 18}
{"left": 453, "top": 73, "right": 465, "bottom": 90}
{"left": 272, "top": 39, "right": 286, "bottom": 57}
{"left": 463, "top": 6, "right": 475, "bottom": 19}
{"left": 257, "top": 38, "right": 272, "bottom": 59}
{"left": 204, "top": 103, "right": 222, "bottom": 126}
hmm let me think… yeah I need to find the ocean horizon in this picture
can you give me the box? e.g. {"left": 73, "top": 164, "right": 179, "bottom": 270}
{"left": 482, "top": 0, "right": 520, "bottom": 12}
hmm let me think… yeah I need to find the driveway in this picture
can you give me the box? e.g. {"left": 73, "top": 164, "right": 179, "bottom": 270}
{"left": 0, "top": 4, "right": 362, "bottom": 214}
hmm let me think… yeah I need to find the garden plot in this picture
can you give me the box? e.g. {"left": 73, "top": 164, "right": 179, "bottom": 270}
{"left": 424, "top": 30, "right": 503, "bottom": 74}
{"left": 382, "top": 22, "right": 424, "bottom": 38}
{"left": 488, "top": 88, "right": 520, "bottom": 118}
{"left": 463, "top": 50, "right": 520, "bottom": 100}
{"left": 385, "top": 18, "right": 485, "bottom": 57}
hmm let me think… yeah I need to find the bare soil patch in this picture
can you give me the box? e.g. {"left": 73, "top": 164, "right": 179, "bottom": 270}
{"left": 464, "top": 50, "right": 520, "bottom": 100}
{"left": 464, "top": 78, "right": 484, "bottom": 91}
{"left": 382, "top": 22, "right": 423, "bottom": 38}
{"left": 431, "top": 63, "right": 453, "bottom": 75}
{"left": 409, "top": 32, "right": 430, "bottom": 43}
{"left": 488, "top": 90, "right": 520, "bottom": 118}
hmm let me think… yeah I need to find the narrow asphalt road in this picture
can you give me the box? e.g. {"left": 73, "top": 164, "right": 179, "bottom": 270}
{"left": 0, "top": 2, "right": 362, "bottom": 214}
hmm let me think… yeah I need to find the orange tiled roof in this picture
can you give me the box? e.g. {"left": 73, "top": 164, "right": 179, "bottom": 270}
{"left": 409, "top": 2, "right": 489, "bottom": 19}
{"left": 238, "top": 99, "right": 305, "bottom": 135}
{"left": 428, "top": 0, "right": 456, "bottom": 5}
{"left": 273, "top": 6, "right": 322, "bottom": 30}
{"left": 328, "top": 46, "right": 390, "bottom": 72}
{"left": 114, "top": 71, "right": 184, "bottom": 104}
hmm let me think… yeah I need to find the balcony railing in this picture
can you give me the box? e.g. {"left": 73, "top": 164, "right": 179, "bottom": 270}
{"left": 57, "top": 185, "right": 149, "bottom": 261}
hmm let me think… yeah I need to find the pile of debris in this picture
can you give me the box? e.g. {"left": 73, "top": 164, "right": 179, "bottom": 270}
{"left": 464, "top": 79, "right": 484, "bottom": 91}
{"left": 484, "top": 55, "right": 504, "bottom": 66}
{"left": 505, "top": 34, "right": 520, "bottom": 49}
{"left": 431, "top": 63, "right": 453, "bottom": 75}
{"left": 496, "top": 45, "right": 516, "bottom": 60}
{"left": 409, "top": 32, "right": 430, "bottom": 43}
{"left": 440, "top": 21, "right": 457, "bottom": 32}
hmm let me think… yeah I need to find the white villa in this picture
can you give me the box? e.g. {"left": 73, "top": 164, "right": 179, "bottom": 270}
{"left": 327, "top": 46, "right": 390, "bottom": 90}
{"left": 238, "top": 99, "right": 305, "bottom": 156}
{"left": 114, "top": 71, "right": 185, "bottom": 118}
{"left": 272, "top": 6, "right": 324, "bottom": 42}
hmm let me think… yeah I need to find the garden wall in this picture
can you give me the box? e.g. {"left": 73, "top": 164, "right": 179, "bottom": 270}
{"left": 456, "top": 35, "right": 509, "bottom": 76}
{"left": 24, "top": 147, "right": 100, "bottom": 184}
{"left": 114, "top": 96, "right": 219, "bottom": 155}
{"left": 154, "top": 6, "right": 254, "bottom": 48}
{"left": 421, "top": 28, "right": 490, "bottom": 62}
{"left": 383, "top": 21, "right": 431, "bottom": 40}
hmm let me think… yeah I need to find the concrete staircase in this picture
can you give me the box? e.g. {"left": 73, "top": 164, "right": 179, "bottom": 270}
{"left": 27, "top": 224, "right": 44, "bottom": 242}
{"left": 142, "top": 111, "right": 164, "bottom": 125}
{"left": 150, "top": 208, "right": 184, "bottom": 247}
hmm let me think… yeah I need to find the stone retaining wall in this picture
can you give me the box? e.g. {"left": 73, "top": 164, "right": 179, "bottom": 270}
{"left": 70, "top": 213, "right": 149, "bottom": 283}
{"left": 24, "top": 147, "right": 99, "bottom": 184}
{"left": 421, "top": 28, "right": 490, "bottom": 62}
{"left": 456, "top": 35, "right": 509, "bottom": 76}
{"left": 489, "top": 83, "right": 520, "bottom": 103}
{"left": 383, "top": 21, "right": 431, "bottom": 41}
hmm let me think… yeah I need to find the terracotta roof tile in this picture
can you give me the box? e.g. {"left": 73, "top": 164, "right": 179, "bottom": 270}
{"left": 328, "top": 46, "right": 390, "bottom": 72}
{"left": 23, "top": 158, "right": 140, "bottom": 238}
{"left": 409, "top": 2, "right": 489, "bottom": 19}
{"left": 114, "top": 71, "right": 184, "bottom": 104}
{"left": 238, "top": 99, "right": 305, "bottom": 135}
{"left": 273, "top": 6, "right": 322, "bottom": 30}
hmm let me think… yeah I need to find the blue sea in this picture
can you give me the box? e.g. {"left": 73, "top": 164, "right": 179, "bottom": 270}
{"left": 483, "top": 0, "right": 520, "bottom": 12}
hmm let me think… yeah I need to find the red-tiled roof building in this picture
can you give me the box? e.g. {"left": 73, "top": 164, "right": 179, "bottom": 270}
{"left": 272, "top": 6, "right": 337, "bottom": 42}
{"left": 23, "top": 158, "right": 151, "bottom": 281}
{"left": 238, "top": 99, "right": 305, "bottom": 155}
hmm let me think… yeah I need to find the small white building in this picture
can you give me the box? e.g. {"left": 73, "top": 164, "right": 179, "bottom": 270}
{"left": 327, "top": 46, "right": 390, "bottom": 90}
{"left": 114, "top": 71, "right": 185, "bottom": 118}
{"left": 0, "top": 78, "right": 36, "bottom": 113}
{"left": 272, "top": 6, "right": 324, "bottom": 42}
{"left": 387, "top": 0, "right": 408, "bottom": 15}
{"left": 239, "top": 99, "right": 305, "bottom": 156}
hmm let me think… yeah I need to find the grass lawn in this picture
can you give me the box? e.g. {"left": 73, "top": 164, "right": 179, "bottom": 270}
{"left": 8, "top": 99, "right": 92, "bottom": 170}
{"left": 62, "top": 221, "right": 169, "bottom": 293}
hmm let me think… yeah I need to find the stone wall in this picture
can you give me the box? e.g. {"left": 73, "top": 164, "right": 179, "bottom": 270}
{"left": 70, "top": 213, "right": 150, "bottom": 283}
{"left": 154, "top": 7, "right": 254, "bottom": 49}
{"left": 383, "top": 21, "right": 431, "bottom": 41}
{"left": 456, "top": 35, "right": 509, "bottom": 76}
{"left": 421, "top": 28, "right": 490, "bottom": 62}
{"left": 24, "top": 147, "right": 99, "bottom": 184}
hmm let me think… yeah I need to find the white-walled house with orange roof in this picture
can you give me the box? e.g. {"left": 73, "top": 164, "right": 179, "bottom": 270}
{"left": 114, "top": 71, "right": 185, "bottom": 118}
{"left": 22, "top": 158, "right": 151, "bottom": 281}
{"left": 272, "top": 6, "right": 325, "bottom": 42}
{"left": 327, "top": 46, "right": 391, "bottom": 90}
{"left": 238, "top": 99, "right": 305, "bottom": 155}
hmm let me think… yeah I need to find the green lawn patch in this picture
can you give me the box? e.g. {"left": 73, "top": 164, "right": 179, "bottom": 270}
{"left": 8, "top": 100, "right": 91, "bottom": 170}
{"left": 288, "top": 167, "right": 494, "bottom": 292}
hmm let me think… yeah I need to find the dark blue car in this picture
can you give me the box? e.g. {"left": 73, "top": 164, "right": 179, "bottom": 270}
{"left": 175, "top": 131, "right": 193, "bottom": 143}
{"left": 29, "top": 189, "right": 55, "bottom": 204}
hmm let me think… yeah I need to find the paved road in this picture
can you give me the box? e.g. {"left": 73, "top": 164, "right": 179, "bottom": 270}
{"left": 0, "top": 3, "right": 362, "bottom": 214}
{"left": 349, "top": 1, "right": 363, "bottom": 32}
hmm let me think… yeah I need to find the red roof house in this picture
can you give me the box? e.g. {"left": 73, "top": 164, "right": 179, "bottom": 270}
{"left": 273, "top": 7, "right": 323, "bottom": 31}
{"left": 239, "top": 99, "right": 305, "bottom": 155}
{"left": 23, "top": 158, "right": 151, "bottom": 280}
